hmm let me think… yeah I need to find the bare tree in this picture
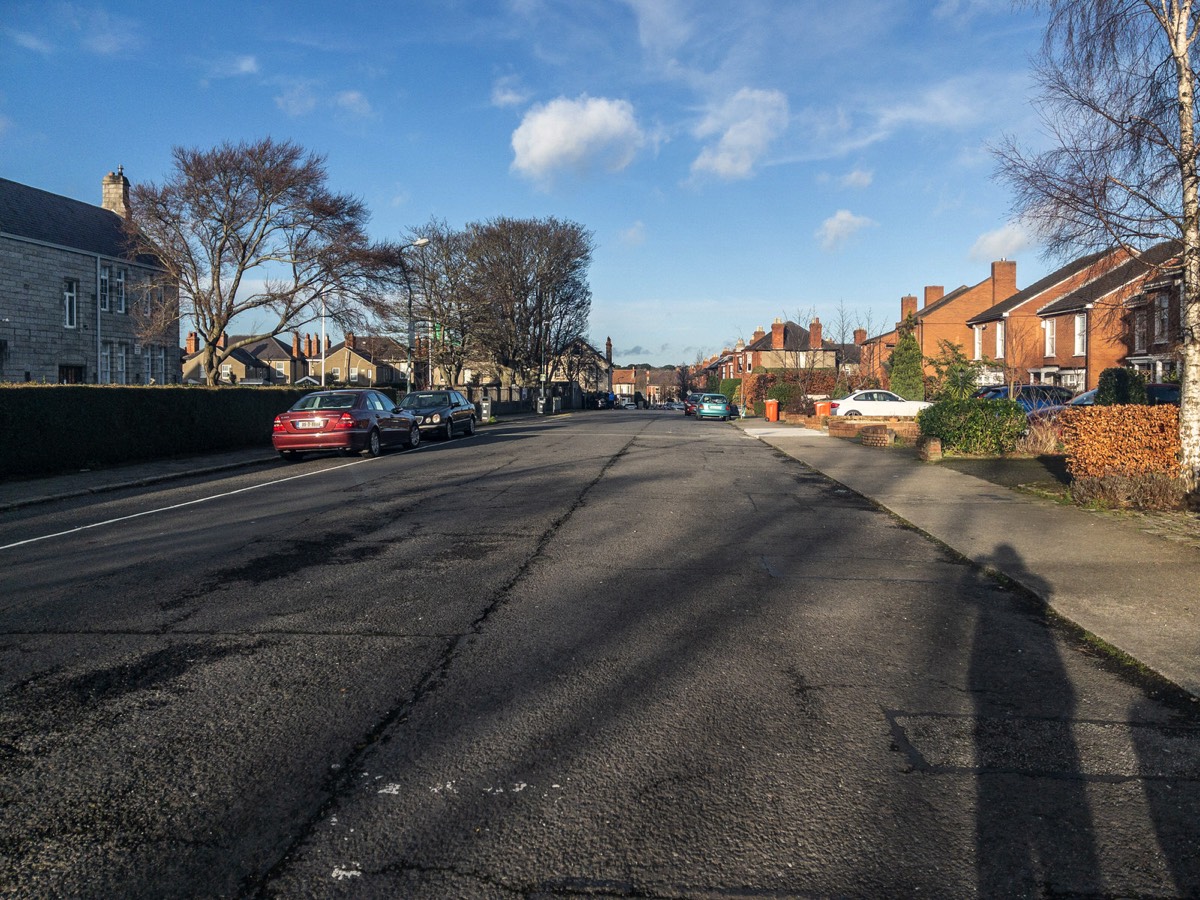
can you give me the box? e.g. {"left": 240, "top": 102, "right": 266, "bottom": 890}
{"left": 467, "top": 217, "right": 593, "bottom": 387}
{"left": 127, "top": 138, "right": 405, "bottom": 385}
{"left": 995, "top": 0, "right": 1200, "bottom": 486}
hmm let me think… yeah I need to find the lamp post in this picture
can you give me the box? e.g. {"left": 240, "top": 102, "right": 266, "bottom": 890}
{"left": 401, "top": 237, "right": 429, "bottom": 391}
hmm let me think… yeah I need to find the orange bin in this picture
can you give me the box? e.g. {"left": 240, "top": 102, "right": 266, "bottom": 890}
{"left": 764, "top": 398, "right": 780, "bottom": 422}
{"left": 814, "top": 401, "right": 832, "bottom": 417}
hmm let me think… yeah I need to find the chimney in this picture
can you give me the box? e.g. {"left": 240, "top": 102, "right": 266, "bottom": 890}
{"left": 900, "top": 294, "right": 918, "bottom": 323}
{"left": 606, "top": 336, "right": 612, "bottom": 366}
{"left": 185, "top": 332, "right": 198, "bottom": 355}
{"left": 854, "top": 328, "right": 867, "bottom": 346}
{"left": 752, "top": 325, "right": 766, "bottom": 344}
{"left": 292, "top": 333, "right": 301, "bottom": 358}
{"left": 218, "top": 332, "right": 227, "bottom": 349}
{"left": 924, "top": 286, "right": 944, "bottom": 307}
{"left": 325, "top": 335, "right": 331, "bottom": 353}
{"left": 346, "top": 332, "right": 355, "bottom": 350}
{"left": 809, "top": 317, "right": 823, "bottom": 349}
{"left": 771, "top": 318, "right": 785, "bottom": 350}
{"left": 991, "top": 259, "right": 1018, "bottom": 303}
{"left": 101, "top": 166, "right": 130, "bottom": 220}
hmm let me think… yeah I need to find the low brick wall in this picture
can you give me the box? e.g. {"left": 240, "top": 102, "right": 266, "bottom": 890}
{"left": 828, "top": 417, "right": 921, "bottom": 442}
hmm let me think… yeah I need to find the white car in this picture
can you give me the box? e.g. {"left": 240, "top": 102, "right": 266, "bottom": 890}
{"left": 830, "top": 390, "right": 931, "bottom": 417}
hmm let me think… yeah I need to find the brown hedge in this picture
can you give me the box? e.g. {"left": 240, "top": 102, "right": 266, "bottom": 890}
{"left": 1058, "top": 405, "right": 1180, "bottom": 479}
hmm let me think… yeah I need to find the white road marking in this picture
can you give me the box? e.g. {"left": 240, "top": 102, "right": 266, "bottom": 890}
{"left": 0, "top": 458, "right": 372, "bottom": 552}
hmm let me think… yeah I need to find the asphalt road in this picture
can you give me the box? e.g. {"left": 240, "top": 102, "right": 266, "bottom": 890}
{"left": 1, "top": 411, "right": 1198, "bottom": 898}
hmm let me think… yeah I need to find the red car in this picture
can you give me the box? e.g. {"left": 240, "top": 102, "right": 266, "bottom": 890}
{"left": 683, "top": 392, "right": 704, "bottom": 416}
{"left": 272, "top": 389, "right": 421, "bottom": 460}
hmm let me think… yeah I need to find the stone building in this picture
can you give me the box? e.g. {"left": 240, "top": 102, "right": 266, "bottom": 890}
{"left": 0, "top": 169, "right": 178, "bottom": 384}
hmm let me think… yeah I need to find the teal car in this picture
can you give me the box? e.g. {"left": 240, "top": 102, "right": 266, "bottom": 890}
{"left": 696, "top": 394, "right": 738, "bottom": 421}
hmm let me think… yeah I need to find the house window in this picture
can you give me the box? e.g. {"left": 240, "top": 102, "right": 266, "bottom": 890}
{"left": 100, "top": 343, "right": 111, "bottom": 382}
{"left": 349, "top": 367, "right": 360, "bottom": 383}
{"left": 1074, "top": 313, "right": 1087, "bottom": 356}
{"left": 63, "top": 280, "right": 78, "bottom": 328}
{"left": 995, "top": 320, "right": 1005, "bottom": 359}
{"left": 116, "top": 269, "right": 127, "bottom": 313}
{"left": 330, "top": 367, "right": 340, "bottom": 381}
{"left": 220, "top": 363, "right": 232, "bottom": 380}
{"left": 1134, "top": 310, "right": 1148, "bottom": 352}
{"left": 115, "top": 343, "right": 127, "bottom": 384}
{"left": 973, "top": 326, "right": 982, "bottom": 360}
{"left": 1154, "top": 294, "right": 1169, "bottom": 341}
{"left": 1043, "top": 319, "right": 1056, "bottom": 356}
{"left": 99, "top": 265, "right": 111, "bottom": 312}
{"left": 275, "top": 361, "right": 287, "bottom": 379}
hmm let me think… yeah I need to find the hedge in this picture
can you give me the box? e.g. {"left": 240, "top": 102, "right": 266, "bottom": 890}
{"left": 0, "top": 385, "right": 315, "bottom": 478}
{"left": 1058, "top": 405, "right": 1180, "bottom": 478}
{"left": 916, "top": 398, "right": 1027, "bottom": 455}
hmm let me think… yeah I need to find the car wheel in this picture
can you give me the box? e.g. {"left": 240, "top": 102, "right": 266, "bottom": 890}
{"left": 845, "top": 410, "right": 861, "bottom": 417}
{"left": 443, "top": 419, "right": 454, "bottom": 441}
{"left": 366, "top": 428, "right": 383, "bottom": 457}
{"left": 405, "top": 424, "right": 421, "bottom": 449}
{"left": 465, "top": 416, "right": 476, "bottom": 436}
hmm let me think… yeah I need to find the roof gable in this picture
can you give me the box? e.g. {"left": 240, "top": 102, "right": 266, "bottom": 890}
{"left": 967, "top": 249, "right": 1113, "bottom": 325}
{"left": 1037, "top": 241, "right": 1180, "bottom": 316}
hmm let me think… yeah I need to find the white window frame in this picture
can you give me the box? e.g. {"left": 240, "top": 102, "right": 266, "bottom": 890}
{"left": 1074, "top": 313, "right": 1087, "bottom": 356}
{"left": 115, "top": 269, "right": 127, "bottom": 313}
{"left": 116, "top": 343, "right": 127, "bottom": 384}
{"left": 275, "top": 361, "right": 287, "bottom": 378}
{"left": 349, "top": 367, "right": 360, "bottom": 383}
{"left": 1043, "top": 319, "right": 1056, "bottom": 357}
{"left": 100, "top": 342, "right": 112, "bottom": 382}
{"left": 99, "top": 265, "right": 111, "bottom": 312}
{"left": 63, "top": 280, "right": 78, "bottom": 328}
{"left": 995, "top": 320, "right": 1005, "bottom": 359}
{"left": 973, "top": 325, "right": 982, "bottom": 360}
{"left": 1134, "top": 310, "right": 1148, "bottom": 352}
{"left": 330, "top": 367, "right": 341, "bottom": 381}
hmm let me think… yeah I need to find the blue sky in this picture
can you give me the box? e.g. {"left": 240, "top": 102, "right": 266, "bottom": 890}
{"left": 2, "top": 1, "right": 1051, "bottom": 367}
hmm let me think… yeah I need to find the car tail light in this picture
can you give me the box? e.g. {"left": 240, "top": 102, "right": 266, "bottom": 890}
{"left": 830, "top": 402, "right": 840, "bottom": 411}
{"left": 333, "top": 412, "right": 356, "bottom": 430}
{"left": 272, "top": 416, "right": 284, "bottom": 432}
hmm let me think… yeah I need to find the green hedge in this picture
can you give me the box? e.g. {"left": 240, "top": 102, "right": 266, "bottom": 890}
{"left": 0, "top": 385, "right": 314, "bottom": 478}
{"left": 917, "top": 398, "right": 1026, "bottom": 455}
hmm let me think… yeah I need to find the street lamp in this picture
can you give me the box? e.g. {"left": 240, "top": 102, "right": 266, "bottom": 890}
{"left": 401, "top": 237, "right": 430, "bottom": 391}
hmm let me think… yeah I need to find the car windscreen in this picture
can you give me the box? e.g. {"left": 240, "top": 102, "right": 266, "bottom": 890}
{"left": 400, "top": 393, "right": 449, "bottom": 409}
{"left": 293, "top": 393, "right": 356, "bottom": 410}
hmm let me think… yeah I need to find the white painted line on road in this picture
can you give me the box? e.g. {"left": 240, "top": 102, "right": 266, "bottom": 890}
{"left": 0, "top": 458, "right": 372, "bottom": 552}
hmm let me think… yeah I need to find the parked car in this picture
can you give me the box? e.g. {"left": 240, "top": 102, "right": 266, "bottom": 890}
{"left": 272, "top": 389, "right": 420, "bottom": 460}
{"left": 830, "top": 390, "right": 932, "bottom": 417}
{"left": 1147, "top": 382, "right": 1181, "bottom": 405}
{"left": 619, "top": 399, "right": 638, "bottom": 409}
{"left": 665, "top": 401, "right": 685, "bottom": 410}
{"left": 1027, "top": 388, "right": 1096, "bottom": 424}
{"left": 684, "top": 392, "right": 705, "bottom": 416}
{"left": 398, "top": 390, "right": 477, "bottom": 440}
{"left": 971, "top": 383, "right": 1075, "bottom": 413}
{"left": 696, "top": 394, "right": 738, "bottom": 420}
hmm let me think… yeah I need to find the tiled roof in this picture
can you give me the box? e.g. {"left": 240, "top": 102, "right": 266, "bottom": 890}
{"left": 747, "top": 321, "right": 813, "bottom": 352}
{"left": 967, "top": 249, "right": 1113, "bottom": 325}
{"left": 1037, "top": 241, "right": 1181, "bottom": 315}
{"left": 0, "top": 177, "right": 130, "bottom": 258}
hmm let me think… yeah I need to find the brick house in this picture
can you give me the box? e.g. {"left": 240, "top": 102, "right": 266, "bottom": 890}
{"left": 611, "top": 366, "right": 648, "bottom": 401}
{"left": 311, "top": 334, "right": 407, "bottom": 387}
{"left": 1033, "top": 241, "right": 1180, "bottom": 391}
{"left": 860, "top": 260, "right": 1019, "bottom": 383}
{"left": 0, "top": 170, "right": 179, "bottom": 384}
{"left": 1122, "top": 246, "right": 1185, "bottom": 383}
{"left": 717, "top": 318, "right": 843, "bottom": 380}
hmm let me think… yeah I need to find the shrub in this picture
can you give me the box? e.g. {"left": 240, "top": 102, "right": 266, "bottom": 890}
{"left": 916, "top": 399, "right": 1026, "bottom": 454}
{"left": 1096, "top": 367, "right": 1147, "bottom": 405}
{"left": 1070, "top": 473, "right": 1186, "bottom": 510}
{"left": 1015, "top": 418, "right": 1064, "bottom": 456}
{"left": 1058, "top": 405, "right": 1179, "bottom": 478}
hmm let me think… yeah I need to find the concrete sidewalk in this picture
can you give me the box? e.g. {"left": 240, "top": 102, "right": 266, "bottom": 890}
{"left": 739, "top": 421, "right": 1200, "bottom": 699}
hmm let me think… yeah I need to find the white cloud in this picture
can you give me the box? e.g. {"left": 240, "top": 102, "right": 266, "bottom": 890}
{"left": 491, "top": 75, "right": 529, "bottom": 108}
{"left": 619, "top": 220, "right": 647, "bottom": 246}
{"left": 210, "top": 55, "right": 259, "bottom": 78}
{"left": 816, "top": 209, "right": 876, "bottom": 251}
{"left": 511, "top": 95, "right": 645, "bottom": 182}
{"left": 969, "top": 222, "right": 1033, "bottom": 262}
{"left": 840, "top": 168, "right": 873, "bottom": 189}
{"left": 275, "top": 83, "right": 318, "bottom": 117}
{"left": 8, "top": 30, "right": 53, "bottom": 53}
{"left": 76, "top": 10, "right": 141, "bottom": 56}
{"left": 335, "top": 90, "right": 372, "bottom": 118}
{"left": 691, "top": 88, "right": 789, "bottom": 180}
{"left": 623, "top": 0, "right": 694, "bottom": 57}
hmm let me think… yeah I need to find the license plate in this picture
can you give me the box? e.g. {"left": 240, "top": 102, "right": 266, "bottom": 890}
{"left": 296, "top": 419, "right": 324, "bottom": 429}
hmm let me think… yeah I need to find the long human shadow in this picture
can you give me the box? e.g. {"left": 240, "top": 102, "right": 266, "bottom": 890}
{"left": 970, "top": 542, "right": 1102, "bottom": 895}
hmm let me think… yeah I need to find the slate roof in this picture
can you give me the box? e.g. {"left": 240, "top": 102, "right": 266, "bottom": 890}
{"left": 967, "top": 249, "right": 1113, "bottom": 325}
{"left": 747, "top": 321, "right": 812, "bottom": 352}
{"left": 0, "top": 176, "right": 131, "bottom": 259}
{"left": 1037, "top": 241, "right": 1181, "bottom": 316}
